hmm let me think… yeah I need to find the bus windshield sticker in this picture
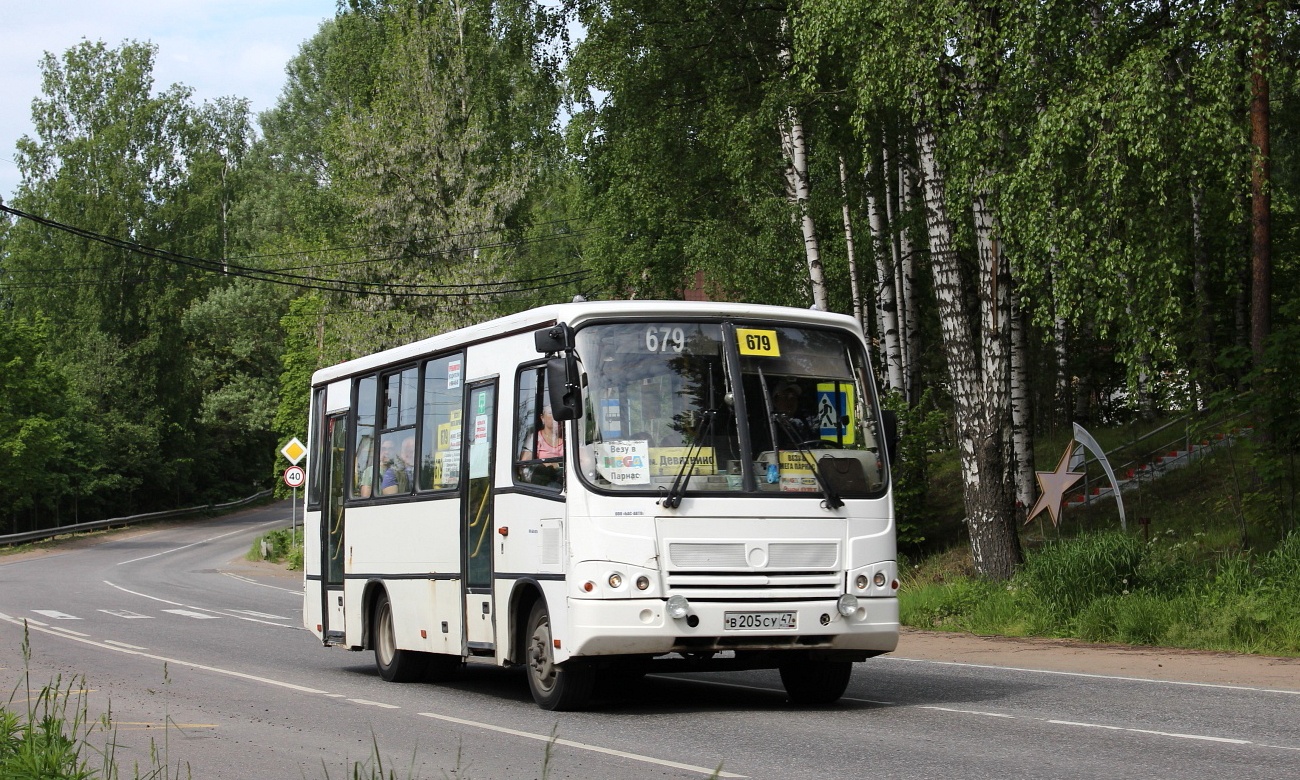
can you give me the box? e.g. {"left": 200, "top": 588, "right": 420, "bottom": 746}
{"left": 650, "top": 447, "right": 715, "bottom": 477}
{"left": 447, "top": 359, "right": 462, "bottom": 388}
{"left": 778, "top": 451, "right": 819, "bottom": 493}
{"left": 736, "top": 328, "right": 780, "bottom": 357}
{"left": 596, "top": 440, "right": 651, "bottom": 485}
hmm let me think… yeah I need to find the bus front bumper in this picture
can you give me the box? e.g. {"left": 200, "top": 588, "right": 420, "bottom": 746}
{"left": 563, "top": 596, "right": 899, "bottom": 659}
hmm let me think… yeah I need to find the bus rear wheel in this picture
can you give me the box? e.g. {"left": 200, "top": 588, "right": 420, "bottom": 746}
{"left": 373, "top": 592, "right": 426, "bottom": 682}
{"left": 779, "top": 660, "right": 853, "bottom": 705}
{"left": 525, "top": 600, "right": 594, "bottom": 711}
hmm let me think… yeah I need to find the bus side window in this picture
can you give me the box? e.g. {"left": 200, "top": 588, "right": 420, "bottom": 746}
{"left": 418, "top": 353, "right": 464, "bottom": 492}
{"left": 515, "top": 365, "right": 563, "bottom": 490}
{"left": 352, "top": 376, "right": 377, "bottom": 499}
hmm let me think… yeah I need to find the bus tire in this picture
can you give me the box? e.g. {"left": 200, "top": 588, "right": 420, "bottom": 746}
{"left": 525, "top": 600, "right": 594, "bottom": 711}
{"left": 373, "top": 592, "right": 426, "bottom": 682}
{"left": 778, "top": 660, "right": 853, "bottom": 705}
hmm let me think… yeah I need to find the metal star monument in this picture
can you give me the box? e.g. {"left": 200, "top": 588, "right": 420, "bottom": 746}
{"left": 1025, "top": 423, "right": 1127, "bottom": 530}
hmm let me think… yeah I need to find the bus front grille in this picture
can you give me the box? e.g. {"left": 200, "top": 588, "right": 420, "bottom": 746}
{"left": 664, "top": 570, "right": 841, "bottom": 599}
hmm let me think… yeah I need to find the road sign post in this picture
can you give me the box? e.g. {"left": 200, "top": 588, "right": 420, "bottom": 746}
{"left": 281, "top": 438, "right": 307, "bottom": 548}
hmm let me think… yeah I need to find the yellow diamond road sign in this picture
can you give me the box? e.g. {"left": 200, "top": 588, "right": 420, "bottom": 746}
{"left": 281, "top": 437, "right": 306, "bottom": 465}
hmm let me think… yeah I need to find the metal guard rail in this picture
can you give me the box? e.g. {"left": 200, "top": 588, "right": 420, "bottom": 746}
{"left": 0, "top": 489, "right": 274, "bottom": 547}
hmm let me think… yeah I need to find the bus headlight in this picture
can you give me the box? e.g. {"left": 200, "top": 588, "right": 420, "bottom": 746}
{"left": 608, "top": 573, "right": 623, "bottom": 589}
{"left": 873, "top": 571, "right": 887, "bottom": 588}
{"left": 666, "top": 595, "right": 691, "bottom": 620}
{"left": 837, "top": 594, "right": 859, "bottom": 617}
{"left": 636, "top": 576, "right": 650, "bottom": 591}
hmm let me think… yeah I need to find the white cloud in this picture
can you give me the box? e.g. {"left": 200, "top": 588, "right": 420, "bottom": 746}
{"left": 0, "top": 1, "right": 336, "bottom": 199}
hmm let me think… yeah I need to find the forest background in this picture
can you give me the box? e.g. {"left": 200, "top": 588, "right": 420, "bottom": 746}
{"left": 2, "top": 0, "right": 1298, "bottom": 581}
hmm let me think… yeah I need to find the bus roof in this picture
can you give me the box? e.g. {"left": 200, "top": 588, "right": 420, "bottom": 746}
{"left": 309, "top": 299, "right": 863, "bottom": 387}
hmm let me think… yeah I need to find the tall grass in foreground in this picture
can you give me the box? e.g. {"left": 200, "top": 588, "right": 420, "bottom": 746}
{"left": 901, "top": 530, "right": 1300, "bottom": 655}
{"left": 1, "top": 624, "right": 188, "bottom": 779}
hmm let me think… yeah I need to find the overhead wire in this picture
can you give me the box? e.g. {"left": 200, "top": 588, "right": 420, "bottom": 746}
{"left": 0, "top": 203, "right": 591, "bottom": 299}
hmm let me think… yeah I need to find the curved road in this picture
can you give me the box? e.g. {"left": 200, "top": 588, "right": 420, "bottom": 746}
{"left": 2, "top": 503, "right": 1297, "bottom": 778}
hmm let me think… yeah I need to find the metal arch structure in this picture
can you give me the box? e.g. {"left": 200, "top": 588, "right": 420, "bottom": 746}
{"left": 1072, "top": 423, "right": 1127, "bottom": 532}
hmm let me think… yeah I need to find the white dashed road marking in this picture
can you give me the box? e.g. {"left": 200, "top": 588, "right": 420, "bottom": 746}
{"left": 162, "top": 609, "right": 220, "bottom": 620}
{"left": 32, "top": 610, "right": 80, "bottom": 620}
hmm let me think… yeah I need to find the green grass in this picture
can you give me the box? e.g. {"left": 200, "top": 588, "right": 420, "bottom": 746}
{"left": 246, "top": 526, "right": 304, "bottom": 570}
{"left": 903, "top": 424, "right": 1300, "bottom": 656}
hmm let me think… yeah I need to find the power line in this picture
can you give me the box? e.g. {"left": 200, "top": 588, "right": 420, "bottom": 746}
{"left": 0, "top": 203, "right": 590, "bottom": 299}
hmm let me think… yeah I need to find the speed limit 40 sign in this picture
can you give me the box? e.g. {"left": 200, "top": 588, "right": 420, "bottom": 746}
{"left": 283, "top": 465, "right": 306, "bottom": 488}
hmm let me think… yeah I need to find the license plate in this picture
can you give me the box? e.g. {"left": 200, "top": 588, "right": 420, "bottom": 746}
{"left": 723, "top": 611, "right": 797, "bottom": 630}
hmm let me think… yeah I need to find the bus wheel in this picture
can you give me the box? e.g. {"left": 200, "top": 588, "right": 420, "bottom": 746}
{"left": 525, "top": 601, "right": 594, "bottom": 711}
{"left": 373, "top": 592, "right": 425, "bottom": 682}
{"left": 779, "top": 660, "right": 853, "bottom": 705}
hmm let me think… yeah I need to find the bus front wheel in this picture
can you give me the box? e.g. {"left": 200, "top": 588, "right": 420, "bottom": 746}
{"left": 779, "top": 660, "right": 853, "bottom": 705}
{"left": 525, "top": 600, "right": 594, "bottom": 711}
{"left": 373, "top": 592, "right": 426, "bottom": 682}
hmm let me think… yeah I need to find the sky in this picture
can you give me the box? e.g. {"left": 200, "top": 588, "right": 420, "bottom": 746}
{"left": 0, "top": 1, "right": 339, "bottom": 200}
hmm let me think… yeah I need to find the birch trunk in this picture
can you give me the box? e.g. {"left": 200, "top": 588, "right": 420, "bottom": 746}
{"left": 1049, "top": 253, "right": 1070, "bottom": 424}
{"left": 777, "top": 21, "right": 827, "bottom": 311}
{"left": 918, "top": 123, "right": 1021, "bottom": 579}
{"left": 866, "top": 147, "right": 905, "bottom": 393}
{"left": 839, "top": 156, "right": 866, "bottom": 332}
{"left": 882, "top": 137, "right": 907, "bottom": 377}
{"left": 899, "top": 160, "right": 921, "bottom": 405}
{"left": 1010, "top": 283, "right": 1036, "bottom": 514}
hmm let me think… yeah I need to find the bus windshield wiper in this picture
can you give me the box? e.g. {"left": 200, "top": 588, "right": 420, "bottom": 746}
{"left": 661, "top": 409, "right": 716, "bottom": 509}
{"left": 773, "top": 414, "right": 844, "bottom": 510}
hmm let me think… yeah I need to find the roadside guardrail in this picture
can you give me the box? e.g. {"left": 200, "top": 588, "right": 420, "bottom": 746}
{"left": 0, "top": 489, "right": 274, "bottom": 547}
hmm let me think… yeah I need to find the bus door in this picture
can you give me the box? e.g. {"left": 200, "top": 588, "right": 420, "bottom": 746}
{"left": 321, "top": 413, "right": 348, "bottom": 643}
{"left": 462, "top": 381, "right": 498, "bottom": 652}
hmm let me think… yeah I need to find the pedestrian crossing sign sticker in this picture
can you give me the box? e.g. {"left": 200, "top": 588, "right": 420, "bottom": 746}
{"left": 815, "top": 383, "right": 854, "bottom": 445}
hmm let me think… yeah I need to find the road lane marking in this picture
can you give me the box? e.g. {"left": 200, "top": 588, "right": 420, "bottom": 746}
{"left": 99, "top": 609, "right": 153, "bottom": 619}
{"left": 226, "top": 609, "right": 291, "bottom": 620}
{"left": 104, "top": 640, "right": 146, "bottom": 650}
{"left": 1047, "top": 719, "right": 1252, "bottom": 744}
{"left": 416, "top": 711, "right": 746, "bottom": 778}
{"left": 916, "top": 702, "right": 1271, "bottom": 747}
{"left": 162, "top": 609, "right": 220, "bottom": 620}
{"left": 0, "top": 612, "right": 329, "bottom": 695}
{"left": 104, "top": 581, "right": 304, "bottom": 629}
{"left": 47, "top": 626, "right": 91, "bottom": 637}
{"left": 348, "top": 699, "right": 400, "bottom": 709}
{"left": 921, "top": 706, "right": 1014, "bottom": 718}
{"left": 223, "top": 572, "right": 302, "bottom": 595}
{"left": 115, "top": 520, "right": 283, "bottom": 566}
{"left": 5, "top": 611, "right": 748, "bottom": 776}
{"left": 886, "top": 656, "right": 1300, "bottom": 696}
{"left": 32, "top": 610, "right": 81, "bottom": 620}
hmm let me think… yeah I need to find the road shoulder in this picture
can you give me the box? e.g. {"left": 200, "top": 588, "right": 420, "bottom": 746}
{"left": 896, "top": 627, "right": 1300, "bottom": 691}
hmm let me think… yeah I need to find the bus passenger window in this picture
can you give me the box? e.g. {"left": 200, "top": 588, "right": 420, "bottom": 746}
{"left": 515, "top": 365, "right": 563, "bottom": 490}
{"left": 418, "top": 353, "right": 464, "bottom": 491}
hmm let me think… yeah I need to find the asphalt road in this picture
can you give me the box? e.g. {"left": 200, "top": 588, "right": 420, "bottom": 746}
{"left": 2, "top": 502, "right": 1297, "bottom": 779}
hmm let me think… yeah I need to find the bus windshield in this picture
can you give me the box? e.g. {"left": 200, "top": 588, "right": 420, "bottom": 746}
{"left": 573, "top": 321, "right": 887, "bottom": 498}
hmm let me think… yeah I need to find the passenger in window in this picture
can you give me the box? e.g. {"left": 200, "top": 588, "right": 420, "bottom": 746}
{"left": 355, "top": 439, "right": 375, "bottom": 498}
{"left": 520, "top": 406, "right": 563, "bottom": 488}
{"left": 378, "top": 437, "right": 403, "bottom": 495}
{"left": 399, "top": 433, "right": 416, "bottom": 491}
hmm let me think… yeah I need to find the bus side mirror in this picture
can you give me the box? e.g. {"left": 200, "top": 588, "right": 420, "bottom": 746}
{"left": 881, "top": 409, "right": 899, "bottom": 463}
{"left": 534, "top": 323, "right": 574, "bottom": 353}
{"left": 547, "top": 356, "right": 582, "bottom": 421}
